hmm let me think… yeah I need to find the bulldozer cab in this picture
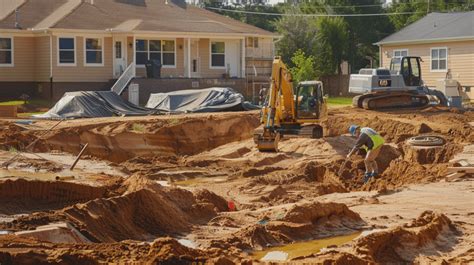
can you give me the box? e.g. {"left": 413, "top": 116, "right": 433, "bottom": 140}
{"left": 390, "top": 56, "right": 422, "bottom": 87}
{"left": 295, "top": 81, "right": 324, "bottom": 119}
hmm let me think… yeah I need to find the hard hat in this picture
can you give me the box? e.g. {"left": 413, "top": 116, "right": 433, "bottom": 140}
{"left": 349, "top": 125, "right": 359, "bottom": 136}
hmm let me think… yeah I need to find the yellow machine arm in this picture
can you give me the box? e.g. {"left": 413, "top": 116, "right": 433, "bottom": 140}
{"left": 263, "top": 57, "right": 296, "bottom": 129}
{"left": 255, "top": 57, "right": 328, "bottom": 152}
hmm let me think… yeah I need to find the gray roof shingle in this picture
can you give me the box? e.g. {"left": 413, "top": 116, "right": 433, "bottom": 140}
{"left": 377, "top": 11, "right": 474, "bottom": 45}
{"left": 0, "top": 0, "right": 275, "bottom": 36}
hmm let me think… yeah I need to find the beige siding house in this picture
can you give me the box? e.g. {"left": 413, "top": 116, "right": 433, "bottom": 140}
{"left": 376, "top": 11, "right": 474, "bottom": 101}
{"left": 0, "top": 0, "right": 276, "bottom": 100}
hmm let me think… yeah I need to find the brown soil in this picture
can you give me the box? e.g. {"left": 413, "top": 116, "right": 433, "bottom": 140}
{"left": 204, "top": 201, "right": 366, "bottom": 252}
{"left": 297, "top": 211, "right": 461, "bottom": 264}
{"left": 355, "top": 211, "right": 460, "bottom": 264}
{"left": 0, "top": 235, "right": 224, "bottom": 264}
{"left": 0, "top": 107, "right": 472, "bottom": 264}
{"left": 0, "top": 175, "right": 228, "bottom": 244}
{"left": 0, "top": 178, "right": 111, "bottom": 215}
{"left": 43, "top": 112, "right": 260, "bottom": 162}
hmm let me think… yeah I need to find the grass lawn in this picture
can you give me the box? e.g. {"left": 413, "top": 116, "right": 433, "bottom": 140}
{"left": 17, "top": 112, "right": 45, "bottom": 118}
{"left": 327, "top": 97, "right": 353, "bottom": 107}
{"left": 0, "top": 99, "right": 50, "bottom": 107}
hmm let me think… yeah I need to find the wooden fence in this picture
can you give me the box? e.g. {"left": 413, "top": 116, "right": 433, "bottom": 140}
{"left": 320, "top": 75, "right": 352, "bottom": 97}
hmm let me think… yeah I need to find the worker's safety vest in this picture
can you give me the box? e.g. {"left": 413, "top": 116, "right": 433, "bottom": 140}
{"left": 360, "top": 127, "right": 385, "bottom": 151}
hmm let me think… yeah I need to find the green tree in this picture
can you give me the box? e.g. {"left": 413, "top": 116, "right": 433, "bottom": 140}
{"left": 388, "top": 0, "right": 474, "bottom": 30}
{"left": 315, "top": 17, "right": 349, "bottom": 75}
{"left": 289, "top": 50, "right": 317, "bottom": 83}
{"left": 274, "top": 8, "right": 319, "bottom": 66}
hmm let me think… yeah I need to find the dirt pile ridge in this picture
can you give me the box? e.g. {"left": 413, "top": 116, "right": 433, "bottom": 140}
{"left": 299, "top": 211, "right": 462, "bottom": 264}
{"left": 60, "top": 175, "right": 227, "bottom": 242}
{"left": 0, "top": 235, "right": 225, "bottom": 264}
{"left": 325, "top": 107, "right": 474, "bottom": 143}
{"left": 354, "top": 211, "right": 460, "bottom": 264}
{"left": 0, "top": 175, "right": 229, "bottom": 244}
{"left": 0, "top": 123, "right": 42, "bottom": 152}
{"left": 0, "top": 178, "right": 109, "bottom": 215}
{"left": 216, "top": 201, "right": 365, "bottom": 250}
{"left": 44, "top": 113, "right": 260, "bottom": 162}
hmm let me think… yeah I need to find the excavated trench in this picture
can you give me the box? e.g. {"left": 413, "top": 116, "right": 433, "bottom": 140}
{"left": 0, "top": 178, "right": 112, "bottom": 215}
{"left": 0, "top": 108, "right": 471, "bottom": 263}
{"left": 43, "top": 113, "right": 260, "bottom": 162}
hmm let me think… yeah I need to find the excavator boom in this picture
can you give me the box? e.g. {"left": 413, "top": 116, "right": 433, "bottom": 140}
{"left": 255, "top": 57, "right": 328, "bottom": 152}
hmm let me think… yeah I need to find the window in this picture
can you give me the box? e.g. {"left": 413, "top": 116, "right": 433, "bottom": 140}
{"left": 431, "top": 47, "right": 447, "bottom": 71}
{"left": 135, "top": 39, "right": 175, "bottom": 67}
{"left": 393, "top": 49, "right": 408, "bottom": 59}
{"left": 0, "top": 37, "right": 13, "bottom": 66}
{"left": 162, "top": 40, "right": 175, "bottom": 66}
{"left": 136, "top": 40, "right": 148, "bottom": 65}
{"left": 85, "top": 38, "right": 103, "bottom": 65}
{"left": 115, "top": 41, "right": 122, "bottom": 59}
{"left": 246, "top": 37, "right": 259, "bottom": 48}
{"left": 58, "top": 37, "right": 75, "bottom": 65}
{"left": 211, "top": 41, "right": 225, "bottom": 68}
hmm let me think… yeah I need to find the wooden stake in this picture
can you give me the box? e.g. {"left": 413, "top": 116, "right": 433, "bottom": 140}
{"left": 70, "top": 143, "right": 89, "bottom": 170}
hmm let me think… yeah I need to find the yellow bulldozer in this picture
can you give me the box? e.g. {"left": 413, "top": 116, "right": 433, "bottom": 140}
{"left": 254, "top": 57, "right": 328, "bottom": 152}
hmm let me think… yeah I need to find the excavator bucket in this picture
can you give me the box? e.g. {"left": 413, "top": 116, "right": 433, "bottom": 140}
{"left": 256, "top": 130, "right": 280, "bottom": 152}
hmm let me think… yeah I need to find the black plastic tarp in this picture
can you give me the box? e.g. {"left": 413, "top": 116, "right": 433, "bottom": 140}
{"left": 145, "top": 87, "right": 260, "bottom": 113}
{"left": 34, "top": 91, "right": 155, "bottom": 119}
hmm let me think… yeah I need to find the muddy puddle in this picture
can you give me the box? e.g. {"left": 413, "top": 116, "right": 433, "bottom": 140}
{"left": 251, "top": 232, "right": 361, "bottom": 261}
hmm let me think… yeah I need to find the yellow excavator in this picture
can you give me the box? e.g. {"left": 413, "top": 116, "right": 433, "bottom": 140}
{"left": 254, "top": 57, "right": 328, "bottom": 152}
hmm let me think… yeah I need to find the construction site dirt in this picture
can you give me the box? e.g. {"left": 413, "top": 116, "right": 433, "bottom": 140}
{"left": 0, "top": 107, "right": 472, "bottom": 264}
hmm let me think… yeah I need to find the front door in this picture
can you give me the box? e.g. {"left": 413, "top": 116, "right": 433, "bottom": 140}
{"left": 113, "top": 38, "right": 126, "bottom": 78}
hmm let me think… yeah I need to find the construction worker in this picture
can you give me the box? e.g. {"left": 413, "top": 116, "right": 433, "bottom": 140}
{"left": 347, "top": 125, "right": 385, "bottom": 183}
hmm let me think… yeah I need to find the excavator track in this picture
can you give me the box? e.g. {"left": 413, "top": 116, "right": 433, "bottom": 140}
{"left": 357, "top": 93, "right": 430, "bottom": 110}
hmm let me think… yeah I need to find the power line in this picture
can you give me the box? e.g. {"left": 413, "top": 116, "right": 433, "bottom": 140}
{"left": 205, "top": 6, "right": 421, "bottom": 17}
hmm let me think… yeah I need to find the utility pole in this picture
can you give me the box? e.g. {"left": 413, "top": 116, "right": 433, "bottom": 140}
{"left": 427, "top": 0, "right": 430, "bottom": 13}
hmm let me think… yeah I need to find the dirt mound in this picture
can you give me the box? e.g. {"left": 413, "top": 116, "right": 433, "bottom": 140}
{"left": 218, "top": 202, "right": 365, "bottom": 250}
{"left": 61, "top": 176, "right": 221, "bottom": 242}
{"left": 0, "top": 176, "right": 228, "bottom": 243}
{"left": 0, "top": 212, "right": 67, "bottom": 231}
{"left": 281, "top": 201, "right": 362, "bottom": 224}
{"left": 364, "top": 159, "right": 448, "bottom": 190}
{"left": 194, "top": 189, "right": 229, "bottom": 212}
{"left": 0, "top": 179, "right": 109, "bottom": 215}
{"left": 0, "top": 123, "right": 37, "bottom": 151}
{"left": 326, "top": 107, "right": 473, "bottom": 143}
{"left": 403, "top": 143, "right": 462, "bottom": 164}
{"left": 325, "top": 114, "right": 425, "bottom": 143}
{"left": 0, "top": 235, "right": 221, "bottom": 264}
{"left": 45, "top": 113, "right": 260, "bottom": 162}
{"left": 353, "top": 211, "right": 459, "bottom": 264}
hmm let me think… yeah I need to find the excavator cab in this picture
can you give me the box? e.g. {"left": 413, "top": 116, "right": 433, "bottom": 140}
{"left": 295, "top": 81, "right": 324, "bottom": 119}
{"left": 390, "top": 56, "right": 422, "bottom": 87}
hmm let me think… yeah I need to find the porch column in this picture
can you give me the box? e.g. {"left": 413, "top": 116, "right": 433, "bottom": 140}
{"left": 133, "top": 36, "right": 136, "bottom": 65}
{"left": 241, "top": 38, "right": 246, "bottom": 78}
{"left": 187, "top": 38, "right": 191, "bottom": 78}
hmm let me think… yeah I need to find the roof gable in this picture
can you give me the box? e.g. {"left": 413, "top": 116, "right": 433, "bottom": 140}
{"left": 377, "top": 11, "right": 474, "bottom": 45}
{"left": 0, "top": 0, "right": 275, "bottom": 36}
